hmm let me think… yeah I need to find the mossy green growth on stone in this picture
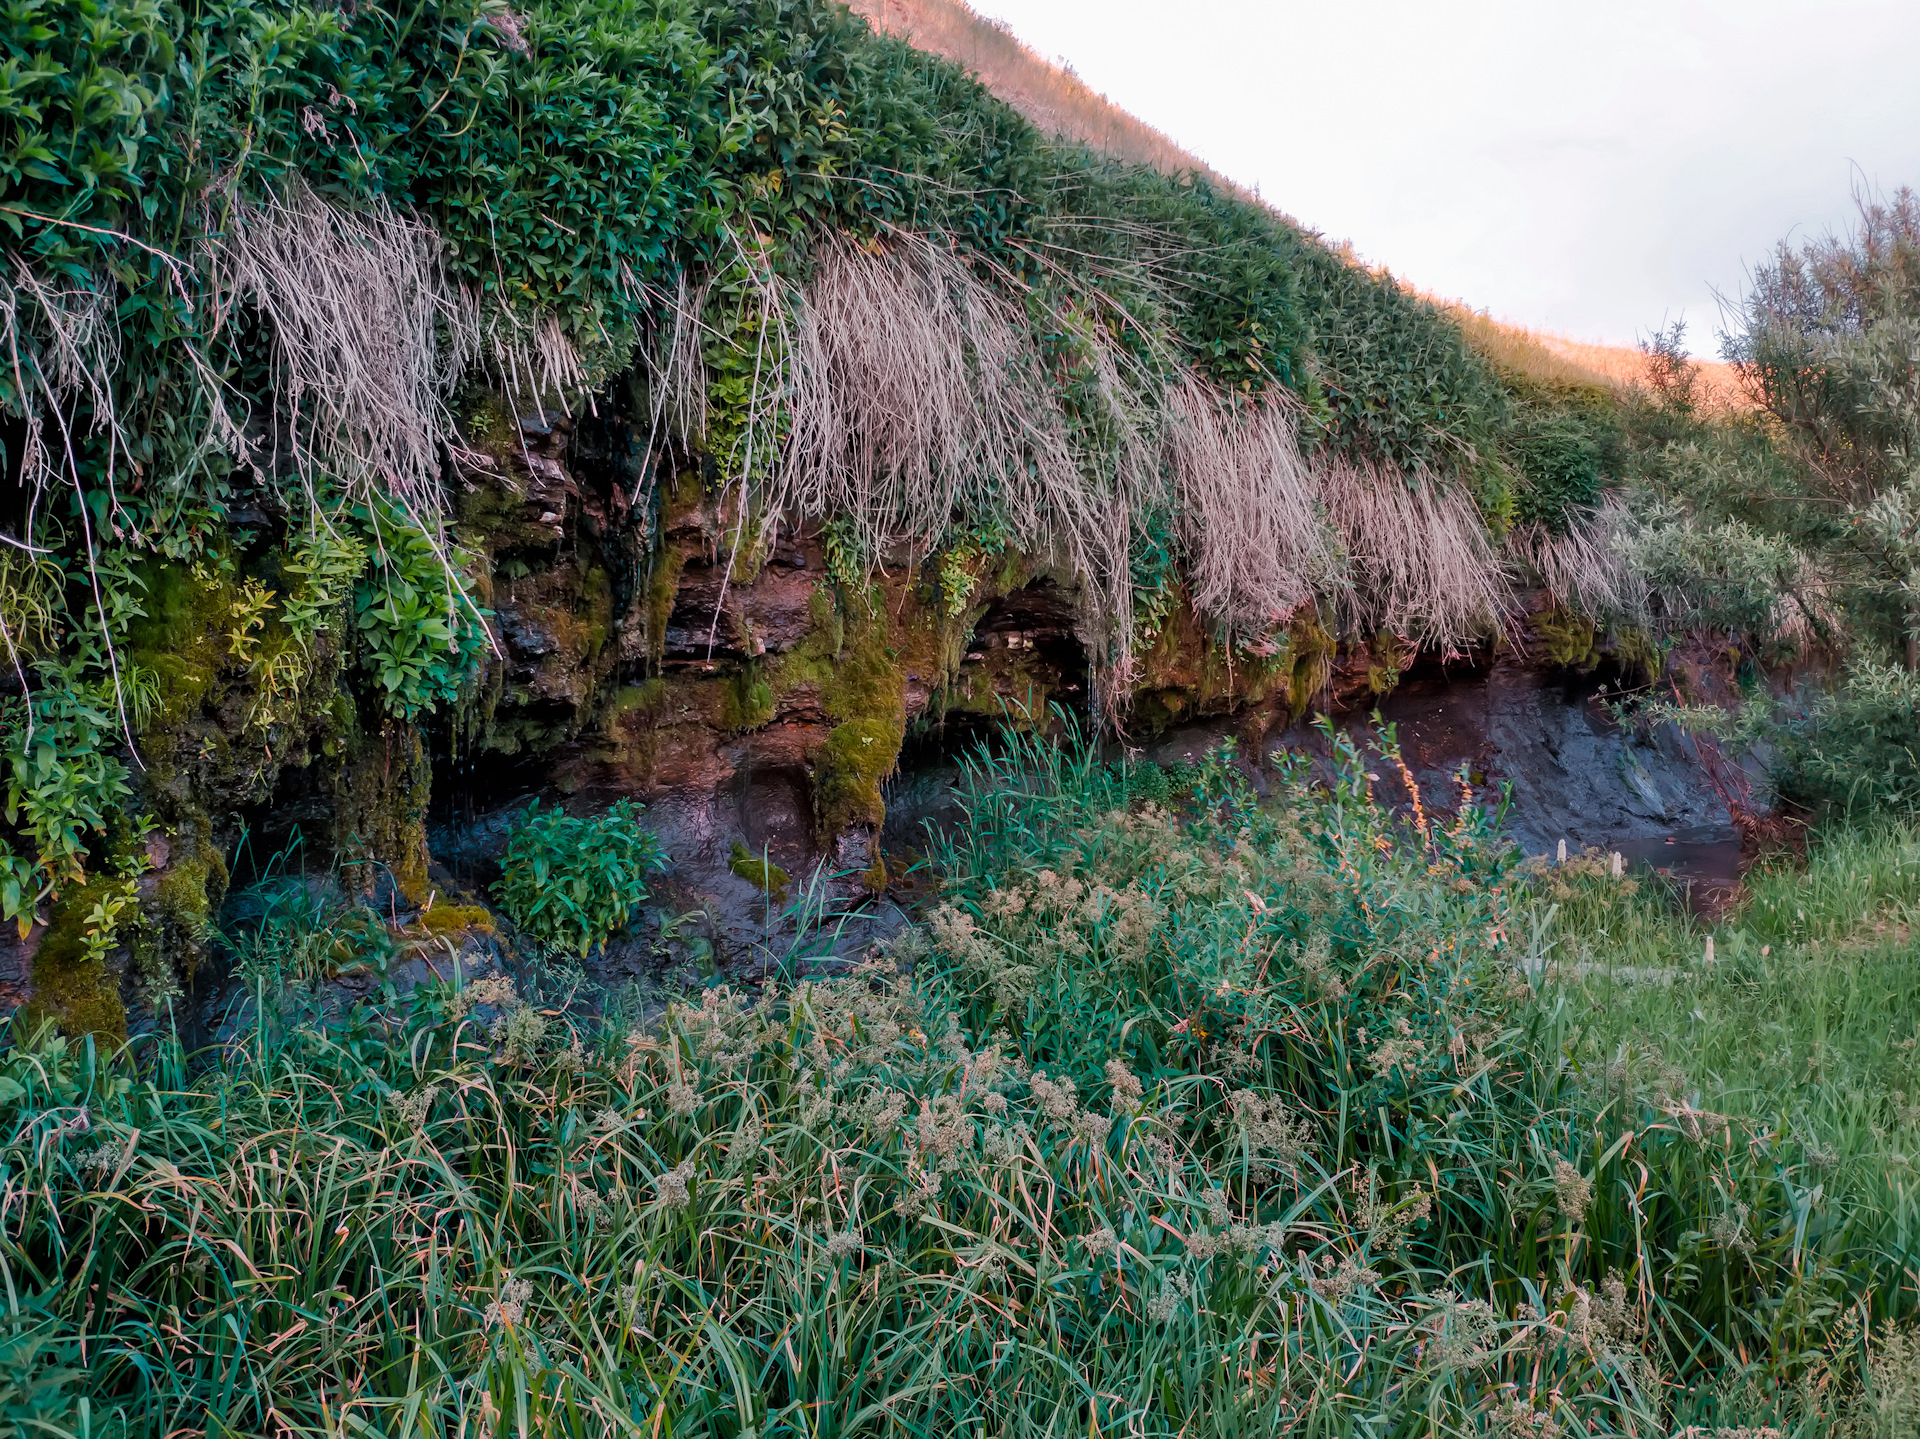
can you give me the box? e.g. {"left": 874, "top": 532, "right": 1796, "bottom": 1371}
{"left": 811, "top": 594, "right": 910, "bottom": 839}
{"left": 1538, "top": 606, "right": 1601, "bottom": 671}
{"left": 1286, "top": 616, "right": 1335, "bottom": 721}
{"left": 1367, "top": 632, "right": 1414, "bottom": 695}
{"left": 1611, "top": 626, "right": 1668, "bottom": 685}
{"left": 331, "top": 719, "right": 433, "bottom": 904}
{"left": 27, "top": 877, "right": 130, "bottom": 1040}
{"left": 125, "top": 559, "right": 234, "bottom": 731}
{"left": 597, "top": 678, "right": 671, "bottom": 782}
{"left": 721, "top": 667, "right": 776, "bottom": 733}
{"left": 815, "top": 717, "right": 900, "bottom": 834}
{"left": 546, "top": 563, "right": 615, "bottom": 666}
{"left": 728, "top": 841, "right": 789, "bottom": 896}
{"left": 638, "top": 545, "right": 689, "bottom": 663}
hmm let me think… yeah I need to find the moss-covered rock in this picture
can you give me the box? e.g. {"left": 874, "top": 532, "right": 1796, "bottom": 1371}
{"left": 1537, "top": 606, "right": 1601, "bottom": 671}
{"left": 332, "top": 720, "right": 432, "bottom": 905}
{"left": 721, "top": 666, "right": 776, "bottom": 733}
{"left": 728, "top": 840, "right": 789, "bottom": 896}
{"left": 26, "top": 878, "right": 130, "bottom": 1041}
{"left": 814, "top": 717, "right": 899, "bottom": 834}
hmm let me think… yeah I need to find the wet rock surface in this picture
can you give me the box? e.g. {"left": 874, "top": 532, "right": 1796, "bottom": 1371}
{"left": 1140, "top": 655, "right": 1750, "bottom": 869}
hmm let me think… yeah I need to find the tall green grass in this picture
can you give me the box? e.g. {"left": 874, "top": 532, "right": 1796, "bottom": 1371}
{"left": 2, "top": 733, "right": 1919, "bottom": 1436}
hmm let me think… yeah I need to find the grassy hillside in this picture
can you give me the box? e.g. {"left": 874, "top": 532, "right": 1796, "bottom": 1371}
{"left": 2, "top": 0, "right": 1920, "bottom": 1431}
{"left": 850, "top": 0, "right": 1735, "bottom": 405}
{"left": 5, "top": 733, "right": 1920, "bottom": 1435}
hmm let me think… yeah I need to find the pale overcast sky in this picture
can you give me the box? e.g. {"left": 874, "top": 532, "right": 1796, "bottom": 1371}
{"left": 971, "top": 0, "right": 1920, "bottom": 354}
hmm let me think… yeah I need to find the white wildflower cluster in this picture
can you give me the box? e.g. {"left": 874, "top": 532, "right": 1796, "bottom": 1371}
{"left": 570, "top": 1177, "right": 613, "bottom": 1227}
{"left": 981, "top": 1122, "right": 1031, "bottom": 1167}
{"left": 1708, "top": 1201, "right": 1754, "bottom": 1256}
{"left": 453, "top": 976, "right": 547, "bottom": 1063}
{"left": 1424, "top": 1293, "right": 1499, "bottom": 1371}
{"left": 1553, "top": 1159, "right": 1593, "bottom": 1222}
{"left": 1488, "top": 1398, "right": 1562, "bottom": 1439}
{"left": 664, "top": 1074, "right": 701, "bottom": 1117}
{"left": 673, "top": 985, "right": 774, "bottom": 1075}
{"left": 1080, "top": 1226, "right": 1118, "bottom": 1260}
{"left": 1349, "top": 1172, "right": 1432, "bottom": 1252}
{"left": 1146, "top": 1272, "right": 1191, "bottom": 1325}
{"left": 914, "top": 1094, "right": 974, "bottom": 1173}
{"left": 848, "top": 1087, "right": 911, "bottom": 1137}
{"left": 494, "top": 1002, "right": 548, "bottom": 1063}
{"left": 1227, "top": 1089, "right": 1310, "bottom": 1180}
{"left": 1366, "top": 1015, "right": 1428, "bottom": 1078}
{"left": 453, "top": 974, "right": 518, "bottom": 1019}
{"left": 483, "top": 1275, "right": 533, "bottom": 1329}
{"left": 653, "top": 1159, "right": 695, "bottom": 1211}
{"left": 390, "top": 1085, "right": 440, "bottom": 1130}
{"left": 80, "top": 1136, "right": 127, "bottom": 1183}
{"left": 1294, "top": 932, "right": 1347, "bottom": 1003}
{"left": 1028, "top": 1069, "right": 1078, "bottom": 1123}
{"left": 1182, "top": 1186, "right": 1287, "bottom": 1262}
{"left": 1308, "top": 1252, "right": 1381, "bottom": 1304}
{"left": 893, "top": 1175, "right": 940, "bottom": 1221}
{"left": 1666, "top": 1098, "right": 1731, "bottom": 1145}
{"left": 824, "top": 1228, "right": 863, "bottom": 1260}
{"left": 931, "top": 903, "right": 1034, "bottom": 1009}
{"left": 1561, "top": 1274, "right": 1641, "bottom": 1358}
{"left": 1104, "top": 1057, "right": 1144, "bottom": 1112}
{"left": 793, "top": 959, "right": 956, "bottom": 1074}
{"left": 1022, "top": 1068, "right": 1115, "bottom": 1152}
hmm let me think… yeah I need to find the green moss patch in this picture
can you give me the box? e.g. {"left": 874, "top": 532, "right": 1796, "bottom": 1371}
{"left": 728, "top": 841, "right": 789, "bottom": 896}
{"left": 814, "top": 718, "right": 899, "bottom": 834}
{"left": 27, "top": 878, "right": 129, "bottom": 1041}
{"left": 1537, "top": 607, "right": 1601, "bottom": 670}
{"left": 721, "top": 667, "right": 776, "bottom": 733}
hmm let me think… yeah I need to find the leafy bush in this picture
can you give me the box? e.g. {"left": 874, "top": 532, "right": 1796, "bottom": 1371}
{"left": 0, "top": 682, "right": 133, "bottom": 933}
{"left": 494, "top": 799, "right": 667, "bottom": 954}
{"left": 351, "top": 502, "right": 487, "bottom": 719}
{"left": 1779, "top": 658, "right": 1920, "bottom": 816}
{"left": 1511, "top": 412, "right": 1604, "bottom": 531}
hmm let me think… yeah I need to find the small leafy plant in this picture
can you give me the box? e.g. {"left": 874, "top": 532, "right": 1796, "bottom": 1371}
{"left": 495, "top": 800, "right": 668, "bottom": 955}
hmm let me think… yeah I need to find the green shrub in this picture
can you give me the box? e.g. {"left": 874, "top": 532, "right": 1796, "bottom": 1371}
{"left": 494, "top": 799, "right": 667, "bottom": 954}
{"left": 0, "top": 680, "right": 133, "bottom": 933}
{"left": 1511, "top": 412, "right": 1603, "bottom": 531}
{"left": 1779, "top": 658, "right": 1920, "bottom": 816}
{"left": 351, "top": 502, "right": 488, "bottom": 720}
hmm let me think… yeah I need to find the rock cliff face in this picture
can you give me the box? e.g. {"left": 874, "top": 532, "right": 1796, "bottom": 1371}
{"left": 17, "top": 391, "right": 1741, "bottom": 1038}
{"left": 402, "top": 404, "right": 1747, "bottom": 984}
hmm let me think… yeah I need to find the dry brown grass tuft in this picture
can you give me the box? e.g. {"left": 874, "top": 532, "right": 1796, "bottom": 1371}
{"left": 1315, "top": 458, "right": 1510, "bottom": 647}
{"left": 847, "top": 0, "right": 1247, "bottom": 195}
{"left": 1441, "top": 299, "right": 1749, "bottom": 409}
{"left": 781, "top": 233, "right": 1147, "bottom": 693}
{"left": 1164, "top": 378, "right": 1331, "bottom": 635}
{"left": 206, "top": 180, "right": 474, "bottom": 511}
{"left": 633, "top": 272, "right": 709, "bottom": 450}
{"left": 1506, "top": 500, "right": 1640, "bottom": 617}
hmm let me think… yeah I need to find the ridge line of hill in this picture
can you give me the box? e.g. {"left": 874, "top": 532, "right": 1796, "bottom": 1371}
{"left": 851, "top": 0, "right": 1743, "bottom": 403}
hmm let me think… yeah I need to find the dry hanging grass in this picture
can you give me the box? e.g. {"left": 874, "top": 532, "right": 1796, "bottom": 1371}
{"left": 1164, "top": 377, "right": 1333, "bottom": 635}
{"left": 476, "top": 300, "right": 592, "bottom": 416}
{"left": 206, "top": 180, "right": 475, "bottom": 511}
{"left": 1506, "top": 499, "right": 1641, "bottom": 617}
{"left": 781, "top": 233, "right": 1148, "bottom": 688}
{"left": 633, "top": 272, "right": 709, "bottom": 450}
{"left": 1316, "top": 457, "right": 1511, "bottom": 647}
